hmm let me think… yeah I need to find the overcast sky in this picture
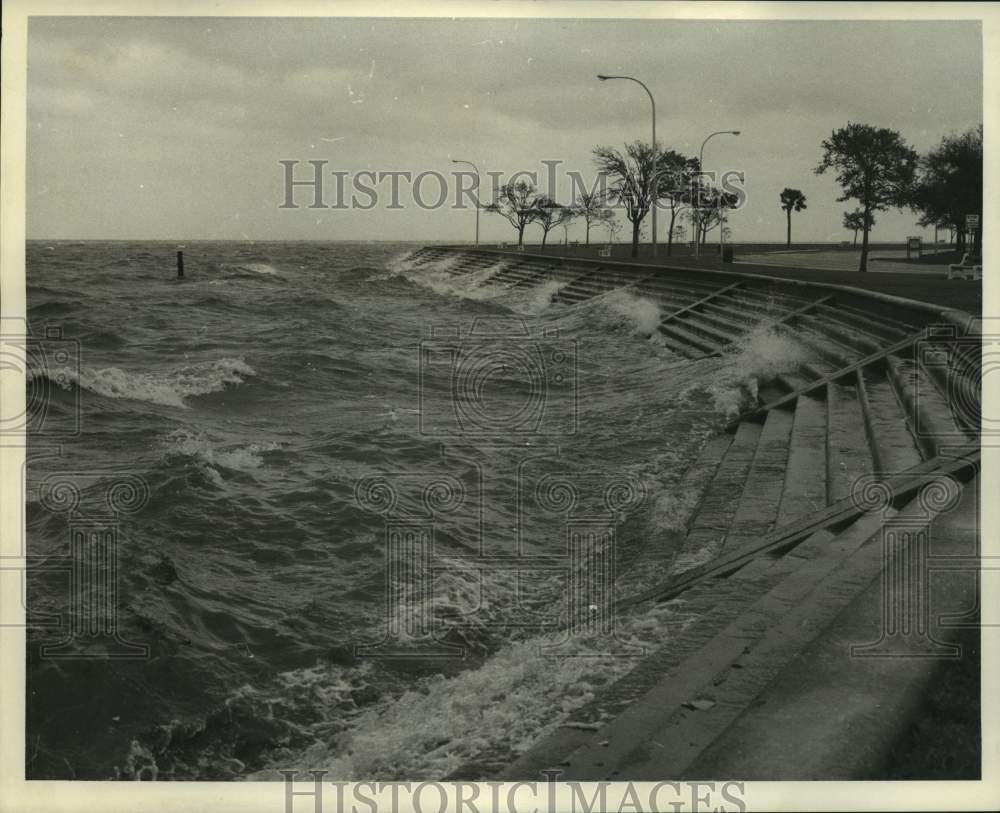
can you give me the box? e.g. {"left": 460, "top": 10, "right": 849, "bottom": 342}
{"left": 26, "top": 16, "right": 982, "bottom": 243}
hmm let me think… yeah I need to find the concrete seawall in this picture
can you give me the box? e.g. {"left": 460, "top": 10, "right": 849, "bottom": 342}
{"left": 410, "top": 245, "right": 982, "bottom": 781}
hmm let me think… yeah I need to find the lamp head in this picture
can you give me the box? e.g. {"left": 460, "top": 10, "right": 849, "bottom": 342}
{"left": 597, "top": 74, "right": 609, "bottom": 81}
{"left": 732, "top": 130, "right": 741, "bottom": 135}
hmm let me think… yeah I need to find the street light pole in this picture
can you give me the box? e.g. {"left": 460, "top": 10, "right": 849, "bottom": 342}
{"left": 451, "top": 158, "right": 480, "bottom": 246}
{"left": 695, "top": 130, "right": 740, "bottom": 260}
{"left": 597, "top": 74, "right": 657, "bottom": 258}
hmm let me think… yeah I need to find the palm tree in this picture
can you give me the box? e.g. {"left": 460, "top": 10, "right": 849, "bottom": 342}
{"left": 779, "top": 188, "right": 807, "bottom": 247}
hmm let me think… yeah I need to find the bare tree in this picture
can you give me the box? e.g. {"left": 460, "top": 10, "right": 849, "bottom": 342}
{"left": 574, "top": 190, "right": 607, "bottom": 246}
{"left": 592, "top": 142, "right": 659, "bottom": 257}
{"left": 483, "top": 180, "right": 542, "bottom": 247}
{"left": 534, "top": 197, "right": 578, "bottom": 251}
{"left": 656, "top": 151, "right": 700, "bottom": 256}
{"left": 601, "top": 209, "right": 623, "bottom": 244}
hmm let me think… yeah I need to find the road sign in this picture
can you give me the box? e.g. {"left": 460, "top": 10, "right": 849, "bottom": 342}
{"left": 966, "top": 214, "right": 980, "bottom": 229}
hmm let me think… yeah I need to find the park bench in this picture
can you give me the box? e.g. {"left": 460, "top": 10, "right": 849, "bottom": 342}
{"left": 947, "top": 253, "right": 982, "bottom": 281}
{"left": 598, "top": 245, "right": 612, "bottom": 258}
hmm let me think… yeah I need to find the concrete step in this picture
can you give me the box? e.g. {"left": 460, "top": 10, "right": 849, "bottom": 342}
{"left": 776, "top": 394, "right": 827, "bottom": 527}
{"left": 657, "top": 321, "right": 719, "bottom": 356}
{"left": 884, "top": 352, "right": 967, "bottom": 458}
{"left": 808, "top": 313, "right": 884, "bottom": 356}
{"left": 858, "top": 368, "right": 925, "bottom": 470}
{"left": 673, "top": 421, "right": 765, "bottom": 563}
{"left": 620, "top": 433, "right": 736, "bottom": 584}
{"left": 681, "top": 477, "right": 977, "bottom": 779}
{"left": 826, "top": 381, "right": 875, "bottom": 504}
{"left": 814, "top": 303, "right": 913, "bottom": 342}
{"left": 670, "top": 312, "right": 740, "bottom": 346}
{"left": 535, "top": 504, "right": 898, "bottom": 780}
{"left": 724, "top": 407, "right": 795, "bottom": 550}
{"left": 787, "top": 325, "right": 859, "bottom": 369}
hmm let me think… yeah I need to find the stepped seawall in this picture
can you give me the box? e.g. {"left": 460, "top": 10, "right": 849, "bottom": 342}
{"left": 409, "top": 245, "right": 982, "bottom": 781}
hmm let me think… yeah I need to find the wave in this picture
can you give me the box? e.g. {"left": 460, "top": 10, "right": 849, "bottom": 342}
{"left": 29, "top": 357, "right": 256, "bottom": 408}
{"left": 164, "top": 430, "right": 279, "bottom": 483}
{"left": 586, "top": 288, "right": 663, "bottom": 337}
{"left": 681, "top": 326, "right": 815, "bottom": 419}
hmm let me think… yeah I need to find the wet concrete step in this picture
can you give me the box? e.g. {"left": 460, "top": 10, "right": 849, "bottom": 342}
{"left": 674, "top": 421, "right": 765, "bottom": 563}
{"left": 786, "top": 325, "right": 859, "bottom": 369}
{"left": 684, "top": 474, "right": 978, "bottom": 780}
{"left": 814, "top": 303, "right": 913, "bottom": 342}
{"left": 858, "top": 368, "right": 925, "bottom": 470}
{"left": 884, "top": 352, "right": 968, "bottom": 458}
{"left": 537, "top": 505, "right": 895, "bottom": 780}
{"left": 776, "top": 394, "right": 827, "bottom": 527}
{"left": 619, "top": 433, "right": 737, "bottom": 586}
{"left": 671, "top": 313, "right": 740, "bottom": 346}
{"left": 635, "top": 277, "right": 714, "bottom": 295}
{"left": 723, "top": 408, "right": 795, "bottom": 550}
{"left": 826, "top": 381, "right": 875, "bottom": 504}
{"left": 808, "top": 313, "right": 884, "bottom": 356}
{"left": 657, "top": 321, "right": 719, "bottom": 356}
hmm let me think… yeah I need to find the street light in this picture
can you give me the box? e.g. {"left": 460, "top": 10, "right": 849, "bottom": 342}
{"left": 597, "top": 74, "right": 658, "bottom": 258}
{"left": 451, "top": 158, "right": 481, "bottom": 246}
{"left": 695, "top": 130, "right": 740, "bottom": 259}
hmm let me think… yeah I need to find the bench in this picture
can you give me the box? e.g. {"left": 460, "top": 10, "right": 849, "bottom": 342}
{"left": 947, "top": 253, "right": 982, "bottom": 280}
{"left": 598, "top": 245, "right": 612, "bottom": 258}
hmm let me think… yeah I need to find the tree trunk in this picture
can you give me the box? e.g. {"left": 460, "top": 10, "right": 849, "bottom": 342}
{"left": 517, "top": 223, "right": 525, "bottom": 247}
{"left": 585, "top": 220, "right": 590, "bottom": 246}
{"left": 541, "top": 228, "right": 548, "bottom": 251}
{"left": 786, "top": 209, "right": 792, "bottom": 247}
{"left": 853, "top": 229, "right": 858, "bottom": 247}
{"left": 859, "top": 205, "right": 871, "bottom": 272}
{"left": 630, "top": 219, "right": 640, "bottom": 258}
{"left": 667, "top": 206, "right": 677, "bottom": 257}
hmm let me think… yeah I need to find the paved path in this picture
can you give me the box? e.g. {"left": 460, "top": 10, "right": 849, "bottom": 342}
{"left": 736, "top": 249, "right": 952, "bottom": 275}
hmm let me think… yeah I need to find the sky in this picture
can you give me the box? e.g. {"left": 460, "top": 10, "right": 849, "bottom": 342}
{"left": 26, "top": 16, "right": 982, "bottom": 243}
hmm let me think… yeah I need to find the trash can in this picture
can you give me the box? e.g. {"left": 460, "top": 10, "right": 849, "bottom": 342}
{"left": 722, "top": 245, "right": 734, "bottom": 263}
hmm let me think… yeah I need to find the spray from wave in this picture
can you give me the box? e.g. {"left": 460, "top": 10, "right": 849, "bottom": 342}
{"left": 32, "top": 358, "right": 256, "bottom": 408}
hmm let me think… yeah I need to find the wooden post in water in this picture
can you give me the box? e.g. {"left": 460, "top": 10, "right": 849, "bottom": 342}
{"left": 176, "top": 250, "right": 184, "bottom": 278}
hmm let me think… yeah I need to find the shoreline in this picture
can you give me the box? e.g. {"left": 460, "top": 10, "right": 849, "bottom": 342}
{"left": 417, "top": 245, "right": 981, "bottom": 781}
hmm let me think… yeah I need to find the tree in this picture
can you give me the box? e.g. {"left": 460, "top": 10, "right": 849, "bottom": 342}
{"left": 602, "top": 209, "right": 623, "bottom": 243}
{"left": 484, "top": 180, "right": 541, "bottom": 247}
{"left": 574, "top": 190, "right": 607, "bottom": 246}
{"left": 779, "top": 188, "right": 807, "bottom": 247}
{"left": 815, "top": 123, "right": 918, "bottom": 272}
{"left": 908, "top": 125, "right": 982, "bottom": 256}
{"left": 655, "top": 152, "right": 700, "bottom": 256}
{"left": 688, "top": 179, "right": 739, "bottom": 245}
{"left": 534, "top": 197, "right": 578, "bottom": 251}
{"left": 592, "top": 142, "right": 660, "bottom": 258}
{"left": 843, "top": 208, "right": 875, "bottom": 247}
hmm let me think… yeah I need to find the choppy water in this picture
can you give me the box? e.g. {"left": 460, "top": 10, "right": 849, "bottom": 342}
{"left": 25, "top": 240, "right": 806, "bottom": 780}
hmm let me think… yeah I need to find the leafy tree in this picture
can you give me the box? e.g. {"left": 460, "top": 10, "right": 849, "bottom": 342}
{"left": 484, "top": 180, "right": 541, "bottom": 247}
{"left": 779, "top": 188, "right": 807, "bottom": 247}
{"left": 534, "top": 197, "right": 578, "bottom": 251}
{"left": 842, "top": 208, "right": 875, "bottom": 246}
{"left": 574, "top": 190, "right": 607, "bottom": 246}
{"left": 592, "top": 142, "right": 660, "bottom": 258}
{"left": 815, "top": 122, "right": 918, "bottom": 272}
{"left": 909, "top": 125, "right": 982, "bottom": 255}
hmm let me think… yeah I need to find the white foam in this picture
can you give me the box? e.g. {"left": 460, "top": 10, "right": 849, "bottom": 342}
{"left": 165, "top": 429, "right": 279, "bottom": 478}
{"left": 598, "top": 289, "right": 663, "bottom": 336}
{"left": 38, "top": 357, "right": 256, "bottom": 408}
